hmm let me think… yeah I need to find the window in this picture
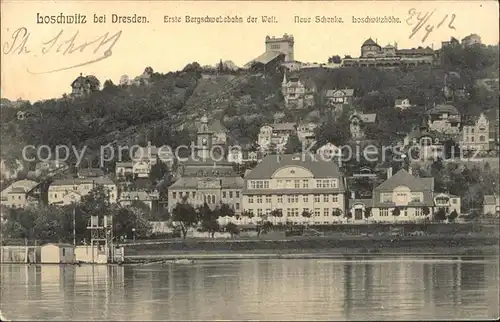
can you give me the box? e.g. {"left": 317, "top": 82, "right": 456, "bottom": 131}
{"left": 236, "top": 203, "right": 240, "bottom": 210}
{"left": 236, "top": 191, "right": 240, "bottom": 198}
{"left": 277, "top": 180, "right": 283, "bottom": 188}
{"left": 303, "top": 195, "right": 308, "bottom": 203}
{"left": 381, "top": 193, "right": 392, "bottom": 203}
{"left": 471, "top": 137, "right": 474, "bottom": 142}
{"left": 314, "top": 195, "right": 321, "bottom": 203}
{"left": 294, "top": 180, "right": 300, "bottom": 188}
{"left": 411, "top": 193, "right": 422, "bottom": 202}
{"left": 292, "top": 208, "right": 299, "bottom": 217}
{"left": 452, "top": 199, "right": 457, "bottom": 204}
{"left": 223, "top": 191, "right": 227, "bottom": 198}
{"left": 332, "top": 195, "right": 338, "bottom": 203}
{"left": 402, "top": 208, "right": 407, "bottom": 216}
{"left": 266, "top": 209, "right": 271, "bottom": 214}
{"left": 314, "top": 208, "right": 321, "bottom": 217}
{"left": 471, "top": 128, "right": 475, "bottom": 133}
{"left": 287, "top": 195, "right": 298, "bottom": 203}
{"left": 248, "top": 197, "right": 254, "bottom": 204}
{"left": 324, "top": 208, "right": 329, "bottom": 216}
{"left": 192, "top": 192, "right": 196, "bottom": 198}
{"left": 250, "top": 180, "right": 270, "bottom": 189}
{"left": 173, "top": 192, "right": 177, "bottom": 199}
{"left": 55, "top": 194, "right": 58, "bottom": 199}
{"left": 380, "top": 209, "right": 389, "bottom": 216}
{"left": 277, "top": 196, "right": 283, "bottom": 203}
{"left": 287, "top": 208, "right": 292, "bottom": 217}
{"left": 323, "top": 195, "right": 329, "bottom": 202}
{"left": 286, "top": 180, "right": 291, "bottom": 188}
{"left": 257, "top": 208, "right": 263, "bottom": 217}
{"left": 266, "top": 196, "right": 272, "bottom": 203}
{"left": 480, "top": 136, "right": 485, "bottom": 142}
{"left": 302, "top": 180, "right": 309, "bottom": 188}
{"left": 62, "top": 248, "right": 66, "bottom": 256}
{"left": 415, "top": 208, "right": 422, "bottom": 216}
{"left": 332, "top": 179, "right": 338, "bottom": 188}
{"left": 257, "top": 196, "right": 262, "bottom": 204}
{"left": 248, "top": 209, "right": 254, "bottom": 214}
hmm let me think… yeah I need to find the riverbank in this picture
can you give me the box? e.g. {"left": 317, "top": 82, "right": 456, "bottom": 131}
{"left": 123, "top": 245, "right": 499, "bottom": 262}
{"left": 123, "top": 235, "right": 499, "bottom": 261}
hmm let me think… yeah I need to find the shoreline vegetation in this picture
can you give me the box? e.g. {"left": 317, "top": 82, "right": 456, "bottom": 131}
{"left": 121, "top": 235, "right": 499, "bottom": 261}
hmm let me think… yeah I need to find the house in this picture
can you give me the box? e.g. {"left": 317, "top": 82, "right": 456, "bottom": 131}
{"left": 395, "top": 98, "right": 412, "bottom": 110}
{"left": 461, "top": 34, "right": 482, "bottom": 47}
{"left": 0, "top": 179, "right": 39, "bottom": 208}
{"left": 227, "top": 147, "right": 261, "bottom": 164}
{"left": 427, "top": 104, "right": 461, "bottom": 134}
{"left": 483, "top": 195, "right": 500, "bottom": 216}
{"left": 296, "top": 122, "right": 318, "bottom": 144}
{"left": 460, "top": 110, "right": 499, "bottom": 153}
{"left": 40, "top": 243, "right": 75, "bottom": 264}
{"left": 35, "top": 160, "right": 68, "bottom": 175}
{"left": 404, "top": 120, "right": 446, "bottom": 160}
{"left": 118, "top": 190, "right": 159, "bottom": 210}
{"left": 325, "top": 88, "right": 355, "bottom": 107}
{"left": 349, "top": 112, "right": 377, "bottom": 139}
{"left": 242, "top": 153, "right": 346, "bottom": 225}
{"left": 316, "top": 142, "right": 342, "bottom": 161}
{"left": 363, "top": 169, "right": 435, "bottom": 223}
{"left": 434, "top": 193, "right": 461, "bottom": 215}
{"left": 48, "top": 177, "right": 117, "bottom": 205}
{"left": 133, "top": 146, "right": 174, "bottom": 168}
{"left": 132, "top": 160, "right": 151, "bottom": 178}
{"left": 77, "top": 168, "right": 104, "bottom": 179}
{"left": 281, "top": 72, "right": 317, "bottom": 109}
{"left": 257, "top": 123, "right": 297, "bottom": 151}
{"left": 70, "top": 74, "right": 99, "bottom": 97}
{"left": 115, "top": 162, "right": 134, "bottom": 179}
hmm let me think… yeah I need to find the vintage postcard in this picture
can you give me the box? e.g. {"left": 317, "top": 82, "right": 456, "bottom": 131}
{"left": 0, "top": 0, "right": 499, "bottom": 321}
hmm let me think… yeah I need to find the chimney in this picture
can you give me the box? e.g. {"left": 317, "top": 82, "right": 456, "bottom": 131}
{"left": 387, "top": 167, "right": 393, "bottom": 179}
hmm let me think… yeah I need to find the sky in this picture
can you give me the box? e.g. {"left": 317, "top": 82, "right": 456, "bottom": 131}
{"left": 1, "top": 0, "right": 498, "bottom": 102}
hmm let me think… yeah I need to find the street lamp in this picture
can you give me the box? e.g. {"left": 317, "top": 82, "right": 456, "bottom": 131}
{"left": 132, "top": 228, "right": 136, "bottom": 242}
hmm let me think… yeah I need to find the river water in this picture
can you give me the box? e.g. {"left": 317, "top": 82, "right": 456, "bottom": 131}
{"left": 0, "top": 258, "right": 498, "bottom": 320}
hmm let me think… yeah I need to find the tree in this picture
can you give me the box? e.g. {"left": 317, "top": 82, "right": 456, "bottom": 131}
{"left": 241, "top": 210, "right": 254, "bottom": 221}
{"left": 434, "top": 207, "right": 447, "bottom": 222}
{"left": 198, "top": 203, "right": 219, "bottom": 238}
{"left": 328, "top": 55, "right": 342, "bottom": 64}
{"left": 301, "top": 210, "right": 312, "bottom": 225}
{"left": 112, "top": 205, "right": 152, "bottom": 239}
{"left": 285, "top": 133, "right": 302, "bottom": 154}
{"left": 422, "top": 206, "right": 431, "bottom": 217}
{"left": 448, "top": 209, "right": 458, "bottom": 222}
{"left": 215, "top": 203, "right": 235, "bottom": 219}
{"left": 149, "top": 159, "right": 169, "bottom": 185}
{"left": 364, "top": 207, "right": 372, "bottom": 220}
{"left": 171, "top": 202, "right": 198, "bottom": 239}
{"left": 225, "top": 222, "right": 239, "bottom": 238}
{"left": 392, "top": 207, "right": 401, "bottom": 217}
{"left": 332, "top": 208, "right": 343, "bottom": 217}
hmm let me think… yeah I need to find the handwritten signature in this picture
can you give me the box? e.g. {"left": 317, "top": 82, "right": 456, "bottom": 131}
{"left": 406, "top": 8, "right": 456, "bottom": 43}
{"left": 2, "top": 27, "right": 122, "bottom": 74}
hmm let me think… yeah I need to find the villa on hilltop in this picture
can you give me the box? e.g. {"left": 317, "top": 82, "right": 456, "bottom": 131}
{"left": 342, "top": 38, "right": 435, "bottom": 68}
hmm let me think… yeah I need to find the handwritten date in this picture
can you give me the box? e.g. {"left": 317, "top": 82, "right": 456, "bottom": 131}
{"left": 2, "top": 27, "right": 122, "bottom": 74}
{"left": 406, "top": 8, "right": 456, "bottom": 43}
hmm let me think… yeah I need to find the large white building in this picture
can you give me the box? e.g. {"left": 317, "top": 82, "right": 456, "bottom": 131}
{"left": 242, "top": 153, "right": 346, "bottom": 225}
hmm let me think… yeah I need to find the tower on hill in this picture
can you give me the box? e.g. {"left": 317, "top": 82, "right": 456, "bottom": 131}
{"left": 265, "top": 34, "right": 294, "bottom": 62}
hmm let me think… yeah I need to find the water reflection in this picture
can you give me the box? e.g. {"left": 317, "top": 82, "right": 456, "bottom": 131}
{"left": 0, "top": 259, "right": 498, "bottom": 321}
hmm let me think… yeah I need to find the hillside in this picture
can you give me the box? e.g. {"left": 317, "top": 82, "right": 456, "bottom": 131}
{"left": 1, "top": 43, "right": 498, "bottom": 174}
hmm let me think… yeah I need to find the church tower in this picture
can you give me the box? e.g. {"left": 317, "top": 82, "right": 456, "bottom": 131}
{"left": 196, "top": 115, "right": 213, "bottom": 160}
